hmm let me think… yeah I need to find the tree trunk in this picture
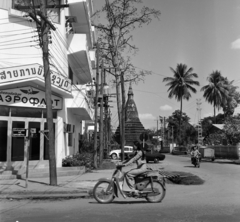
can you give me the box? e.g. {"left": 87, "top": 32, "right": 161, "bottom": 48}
{"left": 115, "top": 73, "right": 122, "bottom": 148}
{"left": 214, "top": 99, "right": 216, "bottom": 124}
{"left": 120, "top": 73, "right": 126, "bottom": 161}
{"left": 179, "top": 96, "right": 183, "bottom": 145}
{"left": 99, "top": 63, "right": 104, "bottom": 166}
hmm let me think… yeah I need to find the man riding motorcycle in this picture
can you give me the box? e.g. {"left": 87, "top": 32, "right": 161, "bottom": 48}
{"left": 190, "top": 145, "right": 201, "bottom": 166}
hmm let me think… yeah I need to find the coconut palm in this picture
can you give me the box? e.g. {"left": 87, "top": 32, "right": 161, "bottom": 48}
{"left": 163, "top": 63, "right": 200, "bottom": 143}
{"left": 201, "top": 71, "right": 229, "bottom": 123}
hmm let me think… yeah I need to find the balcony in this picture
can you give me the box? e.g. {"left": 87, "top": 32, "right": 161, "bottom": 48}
{"left": 68, "top": 0, "right": 94, "bottom": 48}
{"left": 65, "top": 85, "right": 94, "bottom": 121}
{"left": 67, "top": 34, "right": 94, "bottom": 85}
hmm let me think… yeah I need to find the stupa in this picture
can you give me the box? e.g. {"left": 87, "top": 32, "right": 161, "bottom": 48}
{"left": 114, "top": 83, "right": 145, "bottom": 145}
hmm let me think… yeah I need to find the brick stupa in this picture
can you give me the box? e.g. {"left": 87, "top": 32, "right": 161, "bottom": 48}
{"left": 114, "top": 83, "right": 145, "bottom": 145}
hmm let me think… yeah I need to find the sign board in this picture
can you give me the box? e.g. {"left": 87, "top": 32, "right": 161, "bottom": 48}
{"left": 140, "top": 132, "right": 148, "bottom": 141}
{"left": 0, "top": 86, "right": 63, "bottom": 109}
{"left": 30, "top": 128, "right": 36, "bottom": 134}
{"left": 12, "top": 128, "right": 27, "bottom": 137}
{"left": 0, "top": 63, "right": 72, "bottom": 93}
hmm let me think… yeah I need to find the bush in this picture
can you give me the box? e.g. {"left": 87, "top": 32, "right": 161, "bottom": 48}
{"left": 62, "top": 152, "right": 94, "bottom": 169}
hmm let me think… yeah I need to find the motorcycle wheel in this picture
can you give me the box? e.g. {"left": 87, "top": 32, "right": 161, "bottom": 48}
{"left": 93, "top": 181, "right": 114, "bottom": 204}
{"left": 145, "top": 181, "right": 166, "bottom": 203}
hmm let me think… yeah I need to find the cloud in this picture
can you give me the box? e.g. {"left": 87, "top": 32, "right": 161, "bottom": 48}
{"left": 231, "top": 39, "right": 240, "bottom": 49}
{"left": 139, "top": 113, "right": 156, "bottom": 120}
{"left": 159, "top": 105, "right": 172, "bottom": 111}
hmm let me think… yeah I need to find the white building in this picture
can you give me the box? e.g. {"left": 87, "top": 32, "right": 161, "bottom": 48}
{"left": 0, "top": 0, "right": 96, "bottom": 172}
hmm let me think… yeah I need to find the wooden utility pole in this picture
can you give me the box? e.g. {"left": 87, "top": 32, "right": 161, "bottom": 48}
{"left": 28, "top": 0, "right": 57, "bottom": 185}
{"left": 99, "top": 62, "right": 104, "bottom": 165}
{"left": 93, "top": 43, "right": 100, "bottom": 168}
{"left": 41, "top": 0, "right": 57, "bottom": 185}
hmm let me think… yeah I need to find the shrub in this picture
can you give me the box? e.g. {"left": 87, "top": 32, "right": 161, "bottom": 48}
{"left": 62, "top": 152, "right": 94, "bottom": 169}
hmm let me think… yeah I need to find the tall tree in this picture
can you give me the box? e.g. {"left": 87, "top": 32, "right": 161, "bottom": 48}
{"left": 222, "top": 79, "right": 240, "bottom": 117}
{"left": 163, "top": 63, "right": 199, "bottom": 144}
{"left": 201, "top": 71, "right": 229, "bottom": 123}
{"left": 92, "top": 0, "right": 160, "bottom": 158}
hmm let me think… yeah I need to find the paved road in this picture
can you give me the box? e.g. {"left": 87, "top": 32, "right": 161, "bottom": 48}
{"left": 1, "top": 155, "right": 240, "bottom": 222}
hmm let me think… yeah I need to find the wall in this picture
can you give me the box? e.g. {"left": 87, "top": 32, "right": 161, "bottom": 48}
{"left": 207, "top": 145, "right": 240, "bottom": 160}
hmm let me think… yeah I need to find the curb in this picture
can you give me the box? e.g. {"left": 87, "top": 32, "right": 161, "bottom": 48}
{"left": 0, "top": 192, "right": 93, "bottom": 200}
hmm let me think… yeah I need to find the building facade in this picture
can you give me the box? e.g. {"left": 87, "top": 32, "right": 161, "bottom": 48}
{"left": 0, "top": 0, "right": 95, "bottom": 171}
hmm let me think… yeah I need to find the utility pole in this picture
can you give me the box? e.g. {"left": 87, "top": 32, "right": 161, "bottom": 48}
{"left": 163, "top": 117, "right": 165, "bottom": 147}
{"left": 197, "top": 99, "right": 202, "bottom": 145}
{"left": 99, "top": 62, "right": 104, "bottom": 166}
{"left": 28, "top": 0, "right": 57, "bottom": 185}
{"left": 93, "top": 43, "right": 100, "bottom": 168}
{"left": 41, "top": 0, "right": 57, "bottom": 186}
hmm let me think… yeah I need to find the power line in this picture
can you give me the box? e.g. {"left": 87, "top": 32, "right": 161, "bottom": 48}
{"left": 0, "top": 28, "right": 34, "bottom": 34}
{"left": 0, "top": 45, "right": 39, "bottom": 50}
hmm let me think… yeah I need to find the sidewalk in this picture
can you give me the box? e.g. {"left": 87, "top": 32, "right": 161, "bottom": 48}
{"left": 0, "top": 160, "right": 141, "bottom": 200}
{"left": 0, "top": 169, "right": 114, "bottom": 200}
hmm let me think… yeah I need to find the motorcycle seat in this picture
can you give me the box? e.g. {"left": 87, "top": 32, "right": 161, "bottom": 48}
{"left": 136, "top": 170, "right": 159, "bottom": 178}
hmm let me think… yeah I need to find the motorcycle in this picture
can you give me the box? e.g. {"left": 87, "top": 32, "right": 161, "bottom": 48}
{"left": 93, "top": 164, "right": 166, "bottom": 204}
{"left": 191, "top": 154, "right": 201, "bottom": 168}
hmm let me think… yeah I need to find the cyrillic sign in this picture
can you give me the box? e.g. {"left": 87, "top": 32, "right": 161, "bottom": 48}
{"left": 0, "top": 86, "right": 62, "bottom": 109}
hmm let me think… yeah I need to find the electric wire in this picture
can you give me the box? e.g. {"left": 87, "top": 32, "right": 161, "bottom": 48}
{"left": 0, "top": 28, "right": 34, "bottom": 34}
{"left": 0, "top": 36, "right": 38, "bottom": 45}
{"left": 0, "top": 31, "right": 37, "bottom": 38}
{"left": 0, "top": 45, "right": 39, "bottom": 50}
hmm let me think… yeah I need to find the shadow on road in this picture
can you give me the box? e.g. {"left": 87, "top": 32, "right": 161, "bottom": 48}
{"left": 89, "top": 200, "right": 148, "bottom": 204}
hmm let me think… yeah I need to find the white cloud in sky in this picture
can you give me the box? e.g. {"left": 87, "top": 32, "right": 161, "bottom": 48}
{"left": 231, "top": 38, "right": 240, "bottom": 49}
{"left": 159, "top": 105, "right": 172, "bottom": 111}
{"left": 139, "top": 113, "right": 155, "bottom": 120}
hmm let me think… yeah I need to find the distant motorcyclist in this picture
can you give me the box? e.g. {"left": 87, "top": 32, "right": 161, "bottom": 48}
{"left": 191, "top": 145, "right": 201, "bottom": 163}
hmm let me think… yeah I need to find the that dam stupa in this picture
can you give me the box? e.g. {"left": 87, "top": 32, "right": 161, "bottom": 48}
{"left": 114, "top": 83, "right": 145, "bottom": 146}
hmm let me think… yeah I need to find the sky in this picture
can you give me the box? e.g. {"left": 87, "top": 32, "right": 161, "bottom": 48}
{"left": 92, "top": 0, "right": 240, "bottom": 131}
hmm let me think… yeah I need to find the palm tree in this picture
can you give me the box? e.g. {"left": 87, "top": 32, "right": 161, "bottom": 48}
{"left": 163, "top": 63, "right": 199, "bottom": 144}
{"left": 201, "top": 71, "right": 229, "bottom": 123}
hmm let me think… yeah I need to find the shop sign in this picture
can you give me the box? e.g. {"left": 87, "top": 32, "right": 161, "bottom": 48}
{"left": 0, "top": 63, "right": 72, "bottom": 93}
{"left": 0, "top": 86, "right": 62, "bottom": 109}
{"left": 12, "top": 128, "right": 27, "bottom": 137}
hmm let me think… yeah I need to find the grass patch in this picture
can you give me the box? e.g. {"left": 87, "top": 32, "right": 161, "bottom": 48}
{"left": 167, "top": 171, "right": 205, "bottom": 185}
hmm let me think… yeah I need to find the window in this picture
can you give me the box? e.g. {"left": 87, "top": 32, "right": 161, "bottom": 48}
{"left": 12, "top": 0, "right": 60, "bottom": 24}
{"left": 68, "top": 66, "right": 73, "bottom": 84}
{"left": 0, "top": 121, "right": 7, "bottom": 161}
{"left": 68, "top": 133, "right": 73, "bottom": 146}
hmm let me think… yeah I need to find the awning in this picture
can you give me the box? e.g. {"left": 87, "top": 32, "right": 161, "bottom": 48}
{"left": 67, "top": 107, "right": 94, "bottom": 121}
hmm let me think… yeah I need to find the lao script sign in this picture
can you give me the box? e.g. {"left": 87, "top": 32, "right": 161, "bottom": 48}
{"left": 0, "top": 63, "right": 72, "bottom": 93}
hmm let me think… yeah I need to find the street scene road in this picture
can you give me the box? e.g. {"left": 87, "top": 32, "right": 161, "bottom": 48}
{"left": 1, "top": 155, "right": 240, "bottom": 222}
